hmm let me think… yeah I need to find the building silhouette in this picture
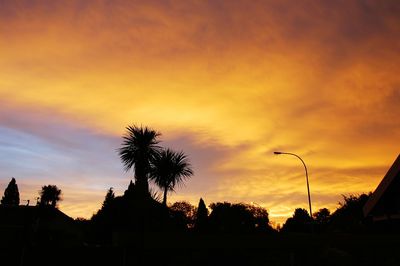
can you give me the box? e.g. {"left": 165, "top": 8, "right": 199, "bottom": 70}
{"left": 363, "top": 154, "right": 400, "bottom": 222}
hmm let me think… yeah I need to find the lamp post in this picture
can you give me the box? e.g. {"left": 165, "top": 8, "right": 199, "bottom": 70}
{"left": 274, "top": 151, "right": 313, "bottom": 219}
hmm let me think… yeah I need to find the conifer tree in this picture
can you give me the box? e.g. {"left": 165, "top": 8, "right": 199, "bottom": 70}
{"left": 1, "top": 177, "right": 20, "bottom": 206}
{"left": 195, "top": 198, "right": 209, "bottom": 231}
{"left": 102, "top": 187, "right": 115, "bottom": 209}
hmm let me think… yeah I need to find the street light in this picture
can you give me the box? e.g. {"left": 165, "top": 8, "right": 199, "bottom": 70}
{"left": 274, "top": 151, "right": 313, "bottom": 219}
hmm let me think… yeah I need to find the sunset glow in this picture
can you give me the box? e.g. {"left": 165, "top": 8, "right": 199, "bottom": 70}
{"left": 1, "top": 0, "right": 399, "bottom": 224}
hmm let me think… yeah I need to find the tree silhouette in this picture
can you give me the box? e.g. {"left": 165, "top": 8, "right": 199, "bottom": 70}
{"left": 313, "top": 208, "right": 331, "bottom": 233}
{"left": 118, "top": 125, "right": 161, "bottom": 197}
{"left": 150, "top": 148, "right": 193, "bottom": 206}
{"left": 1, "top": 177, "right": 20, "bottom": 206}
{"left": 246, "top": 204, "right": 270, "bottom": 231}
{"left": 39, "top": 185, "right": 62, "bottom": 207}
{"left": 195, "top": 198, "right": 209, "bottom": 231}
{"left": 281, "top": 208, "right": 312, "bottom": 233}
{"left": 208, "top": 202, "right": 271, "bottom": 233}
{"left": 102, "top": 187, "right": 115, "bottom": 209}
{"left": 313, "top": 208, "right": 330, "bottom": 224}
{"left": 170, "top": 201, "right": 196, "bottom": 228}
{"left": 329, "top": 193, "right": 370, "bottom": 232}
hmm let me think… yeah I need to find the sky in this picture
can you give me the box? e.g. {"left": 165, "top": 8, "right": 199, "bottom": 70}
{"left": 0, "top": 0, "right": 399, "bottom": 224}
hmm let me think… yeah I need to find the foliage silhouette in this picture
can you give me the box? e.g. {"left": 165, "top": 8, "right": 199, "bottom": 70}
{"left": 313, "top": 208, "right": 331, "bottom": 224}
{"left": 150, "top": 148, "right": 193, "bottom": 205}
{"left": 329, "top": 193, "right": 370, "bottom": 232}
{"left": 170, "top": 201, "right": 196, "bottom": 229}
{"left": 118, "top": 125, "right": 161, "bottom": 197}
{"left": 208, "top": 202, "right": 271, "bottom": 233}
{"left": 39, "top": 185, "right": 62, "bottom": 208}
{"left": 312, "top": 208, "right": 331, "bottom": 233}
{"left": 195, "top": 198, "right": 209, "bottom": 231}
{"left": 246, "top": 204, "right": 271, "bottom": 231}
{"left": 281, "top": 208, "right": 312, "bottom": 233}
{"left": 95, "top": 122, "right": 196, "bottom": 243}
{"left": 91, "top": 182, "right": 173, "bottom": 245}
{"left": 149, "top": 186, "right": 163, "bottom": 203}
{"left": 102, "top": 187, "right": 115, "bottom": 209}
{"left": 1, "top": 177, "right": 20, "bottom": 206}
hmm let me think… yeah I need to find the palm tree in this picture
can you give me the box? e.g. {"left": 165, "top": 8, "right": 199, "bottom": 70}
{"left": 39, "top": 185, "right": 62, "bottom": 207}
{"left": 150, "top": 148, "right": 193, "bottom": 206}
{"left": 118, "top": 125, "right": 161, "bottom": 197}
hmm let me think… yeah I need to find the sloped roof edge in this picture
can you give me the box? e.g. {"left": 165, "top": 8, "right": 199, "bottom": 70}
{"left": 363, "top": 154, "right": 400, "bottom": 217}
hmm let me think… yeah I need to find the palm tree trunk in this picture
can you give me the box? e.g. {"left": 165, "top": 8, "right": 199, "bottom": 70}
{"left": 163, "top": 187, "right": 168, "bottom": 206}
{"left": 135, "top": 163, "right": 149, "bottom": 197}
{"left": 136, "top": 176, "right": 149, "bottom": 196}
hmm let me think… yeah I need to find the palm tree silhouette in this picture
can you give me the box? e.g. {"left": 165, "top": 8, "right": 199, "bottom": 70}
{"left": 150, "top": 148, "right": 193, "bottom": 206}
{"left": 118, "top": 125, "right": 161, "bottom": 196}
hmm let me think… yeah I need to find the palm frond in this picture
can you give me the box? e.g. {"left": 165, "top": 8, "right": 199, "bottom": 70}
{"left": 118, "top": 124, "right": 162, "bottom": 173}
{"left": 149, "top": 186, "right": 162, "bottom": 203}
{"left": 149, "top": 148, "right": 194, "bottom": 194}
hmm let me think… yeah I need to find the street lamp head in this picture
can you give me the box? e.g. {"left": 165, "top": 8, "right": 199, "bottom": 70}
{"left": 274, "top": 151, "right": 282, "bottom": 155}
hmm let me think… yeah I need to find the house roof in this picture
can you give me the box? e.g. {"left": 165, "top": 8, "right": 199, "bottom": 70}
{"left": 363, "top": 154, "right": 400, "bottom": 218}
{"left": 0, "top": 205, "right": 74, "bottom": 227}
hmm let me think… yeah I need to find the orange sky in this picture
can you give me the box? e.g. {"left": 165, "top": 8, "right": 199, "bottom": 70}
{"left": 1, "top": 0, "right": 400, "bottom": 224}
